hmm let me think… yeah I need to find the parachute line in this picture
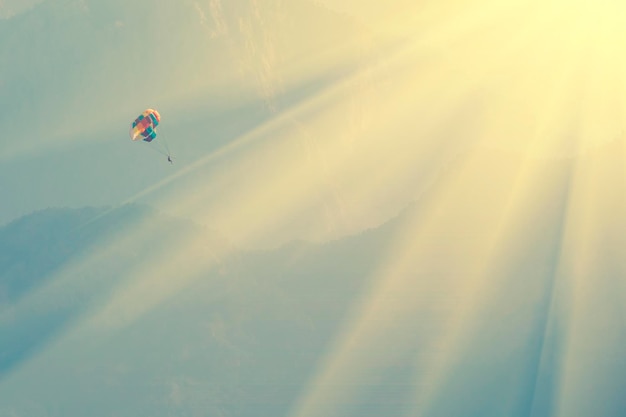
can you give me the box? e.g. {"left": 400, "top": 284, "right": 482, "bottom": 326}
{"left": 140, "top": 141, "right": 169, "bottom": 157}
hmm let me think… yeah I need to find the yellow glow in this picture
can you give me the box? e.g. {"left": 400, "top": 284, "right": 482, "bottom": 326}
{"left": 5, "top": 2, "right": 626, "bottom": 413}
{"left": 311, "top": 0, "right": 626, "bottom": 157}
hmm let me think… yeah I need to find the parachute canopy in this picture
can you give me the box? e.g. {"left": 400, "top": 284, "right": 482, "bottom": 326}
{"left": 129, "top": 109, "right": 161, "bottom": 142}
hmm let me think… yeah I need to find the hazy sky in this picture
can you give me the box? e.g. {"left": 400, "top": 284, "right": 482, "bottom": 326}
{"left": 3, "top": 1, "right": 626, "bottom": 416}
{"left": 0, "top": 0, "right": 404, "bottom": 246}
{"left": 3, "top": 0, "right": 626, "bottom": 246}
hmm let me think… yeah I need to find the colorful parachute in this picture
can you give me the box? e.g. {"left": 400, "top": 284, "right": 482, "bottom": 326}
{"left": 129, "top": 108, "right": 160, "bottom": 142}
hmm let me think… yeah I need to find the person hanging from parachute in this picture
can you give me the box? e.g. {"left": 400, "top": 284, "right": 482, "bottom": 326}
{"left": 129, "top": 108, "right": 174, "bottom": 164}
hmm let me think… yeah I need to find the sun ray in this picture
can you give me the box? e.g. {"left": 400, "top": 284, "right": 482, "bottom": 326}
{"left": 284, "top": 140, "right": 575, "bottom": 416}
{"left": 545, "top": 138, "right": 626, "bottom": 416}
{"left": 5, "top": 1, "right": 626, "bottom": 413}
{"left": 278, "top": 2, "right": 626, "bottom": 413}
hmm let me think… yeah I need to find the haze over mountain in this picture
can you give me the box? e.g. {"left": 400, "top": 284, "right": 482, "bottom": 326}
{"left": 3, "top": 144, "right": 626, "bottom": 416}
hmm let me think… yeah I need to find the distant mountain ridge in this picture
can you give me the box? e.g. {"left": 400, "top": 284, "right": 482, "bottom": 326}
{"left": 0, "top": 204, "right": 229, "bottom": 302}
{"left": 5, "top": 144, "right": 622, "bottom": 416}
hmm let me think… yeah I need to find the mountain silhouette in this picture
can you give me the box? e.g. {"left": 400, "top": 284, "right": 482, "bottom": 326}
{"left": 1, "top": 147, "right": 596, "bottom": 416}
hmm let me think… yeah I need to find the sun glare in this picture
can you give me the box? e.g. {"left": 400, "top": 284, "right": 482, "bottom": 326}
{"left": 384, "top": 0, "right": 626, "bottom": 156}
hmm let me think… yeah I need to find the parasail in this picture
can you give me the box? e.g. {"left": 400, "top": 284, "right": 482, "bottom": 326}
{"left": 129, "top": 108, "right": 172, "bottom": 161}
{"left": 129, "top": 108, "right": 161, "bottom": 142}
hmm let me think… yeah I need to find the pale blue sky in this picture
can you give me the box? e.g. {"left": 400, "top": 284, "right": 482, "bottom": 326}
{"left": 0, "top": 0, "right": 410, "bottom": 247}
{"left": 0, "top": 0, "right": 277, "bottom": 226}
